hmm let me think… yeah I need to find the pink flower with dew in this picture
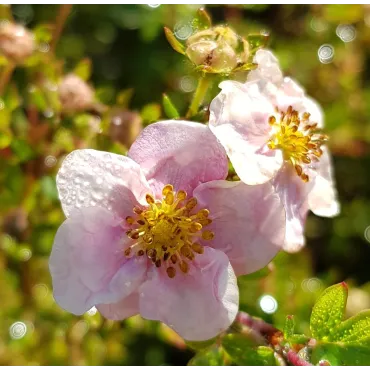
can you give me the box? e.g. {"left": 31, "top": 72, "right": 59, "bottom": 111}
{"left": 209, "top": 50, "right": 340, "bottom": 252}
{"left": 49, "top": 120, "right": 286, "bottom": 341}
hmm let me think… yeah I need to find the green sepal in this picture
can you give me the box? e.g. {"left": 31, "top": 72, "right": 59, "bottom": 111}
{"left": 310, "top": 282, "right": 348, "bottom": 340}
{"left": 247, "top": 33, "right": 270, "bottom": 52}
{"left": 193, "top": 8, "right": 212, "bottom": 30}
{"left": 162, "top": 93, "right": 180, "bottom": 119}
{"left": 222, "top": 334, "right": 278, "bottom": 366}
{"left": 330, "top": 309, "right": 370, "bottom": 344}
{"left": 188, "top": 344, "right": 227, "bottom": 366}
{"left": 284, "top": 315, "right": 295, "bottom": 339}
{"left": 311, "top": 342, "right": 370, "bottom": 366}
{"left": 164, "top": 27, "right": 186, "bottom": 55}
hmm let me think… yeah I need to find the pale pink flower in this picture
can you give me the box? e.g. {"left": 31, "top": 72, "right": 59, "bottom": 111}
{"left": 209, "top": 50, "right": 340, "bottom": 252}
{"left": 49, "top": 120, "right": 285, "bottom": 340}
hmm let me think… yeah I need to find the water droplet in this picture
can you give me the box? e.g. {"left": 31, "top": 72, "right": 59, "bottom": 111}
{"left": 44, "top": 155, "right": 57, "bottom": 167}
{"left": 259, "top": 295, "right": 278, "bottom": 314}
{"left": 32, "top": 283, "right": 49, "bottom": 299}
{"left": 9, "top": 322, "right": 27, "bottom": 339}
{"left": 179, "top": 75, "right": 196, "bottom": 93}
{"left": 174, "top": 21, "right": 192, "bottom": 40}
{"left": 19, "top": 248, "right": 32, "bottom": 261}
{"left": 86, "top": 306, "right": 97, "bottom": 316}
{"left": 336, "top": 24, "right": 356, "bottom": 42}
{"left": 310, "top": 17, "right": 328, "bottom": 32}
{"left": 43, "top": 109, "right": 54, "bottom": 118}
{"left": 112, "top": 117, "right": 122, "bottom": 126}
{"left": 318, "top": 44, "right": 334, "bottom": 64}
{"left": 38, "top": 42, "right": 50, "bottom": 53}
{"left": 364, "top": 226, "right": 370, "bottom": 243}
{"left": 147, "top": 4, "right": 160, "bottom": 8}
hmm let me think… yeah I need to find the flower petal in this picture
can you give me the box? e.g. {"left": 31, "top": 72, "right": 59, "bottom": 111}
{"left": 209, "top": 80, "right": 284, "bottom": 185}
{"left": 193, "top": 180, "right": 285, "bottom": 275}
{"left": 138, "top": 247, "right": 238, "bottom": 341}
{"left": 49, "top": 207, "right": 147, "bottom": 315}
{"left": 57, "top": 149, "right": 151, "bottom": 218}
{"left": 97, "top": 293, "right": 140, "bottom": 320}
{"left": 272, "top": 165, "right": 311, "bottom": 253}
{"left": 308, "top": 147, "right": 340, "bottom": 217}
{"left": 128, "top": 120, "right": 228, "bottom": 196}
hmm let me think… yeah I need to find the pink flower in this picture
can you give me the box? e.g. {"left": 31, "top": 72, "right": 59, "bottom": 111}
{"left": 49, "top": 120, "right": 285, "bottom": 340}
{"left": 209, "top": 50, "right": 339, "bottom": 252}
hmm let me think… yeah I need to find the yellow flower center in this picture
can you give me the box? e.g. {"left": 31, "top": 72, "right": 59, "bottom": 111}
{"left": 267, "top": 105, "right": 328, "bottom": 182}
{"left": 124, "top": 184, "right": 214, "bottom": 279}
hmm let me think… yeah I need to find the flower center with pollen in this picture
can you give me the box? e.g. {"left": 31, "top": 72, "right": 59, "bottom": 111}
{"left": 124, "top": 184, "right": 214, "bottom": 279}
{"left": 267, "top": 105, "right": 328, "bottom": 182}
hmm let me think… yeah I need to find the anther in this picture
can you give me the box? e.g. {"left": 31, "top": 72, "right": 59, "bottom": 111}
{"left": 179, "top": 260, "right": 189, "bottom": 273}
{"left": 301, "top": 173, "right": 309, "bottom": 182}
{"left": 164, "top": 252, "right": 170, "bottom": 261}
{"left": 165, "top": 191, "right": 174, "bottom": 205}
{"left": 177, "top": 190, "right": 187, "bottom": 200}
{"left": 155, "top": 260, "right": 162, "bottom": 268}
{"left": 162, "top": 184, "right": 173, "bottom": 196}
{"left": 171, "top": 254, "right": 178, "bottom": 264}
{"left": 180, "top": 246, "right": 192, "bottom": 258}
{"left": 295, "top": 165, "right": 303, "bottom": 176}
{"left": 199, "top": 218, "right": 212, "bottom": 226}
{"left": 147, "top": 249, "right": 157, "bottom": 260}
{"left": 125, "top": 216, "right": 135, "bottom": 225}
{"left": 202, "top": 230, "right": 215, "bottom": 240}
{"left": 137, "top": 219, "right": 145, "bottom": 225}
{"left": 133, "top": 206, "right": 143, "bottom": 214}
{"left": 166, "top": 266, "right": 176, "bottom": 278}
{"left": 268, "top": 116, "right": 276, "bottom": 125}
{"left": 189, "top": 222, "right": 203, "bottom": 233}
{"left": 196, "top": 209, "right": 210, "bottom": 219}
{"left": 143, "top": 234, "right": 153, "bottom": 244}
{"left": 186, "top": 197, "right": 197, "bottom": 210}
{"left": 137, "top": 250, "right": 144, "bottom": 256}
{"left": 191, "top": 243, "right": 204, "bottom": 254}
{"left": 146, "top": 194, "right": 155, "bottom": 204}
{"left": 124, "top": 248, "right": 132, "bottom": 257}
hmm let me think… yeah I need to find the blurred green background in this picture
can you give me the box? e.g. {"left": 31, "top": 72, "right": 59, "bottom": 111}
{"left": 1, "top": 4, "right": 370, "bottom": 365}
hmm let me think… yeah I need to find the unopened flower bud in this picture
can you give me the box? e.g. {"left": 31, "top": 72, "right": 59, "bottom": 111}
{"left": 58, "top": 74, "right": 94, "bottom": 113}
{"left": 109, "top": 109, "right": 143, "bottom": 148}
{"left": 0, "top": 23, "right": 34, "bottom": 64}
{"left": 185, "top": 25, "right": 249, "bottom": 74}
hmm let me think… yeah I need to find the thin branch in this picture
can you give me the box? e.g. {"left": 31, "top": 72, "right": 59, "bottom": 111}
{"left": 50, "top": 4, "right": 73, "bottom": 53}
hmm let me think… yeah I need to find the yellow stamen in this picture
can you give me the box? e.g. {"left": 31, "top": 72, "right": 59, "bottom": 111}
{"left": 123, "top": 185, "right": 214, "bottom": 278}
{"left": 267, "top": 105, "right": 328, "bottom": 182}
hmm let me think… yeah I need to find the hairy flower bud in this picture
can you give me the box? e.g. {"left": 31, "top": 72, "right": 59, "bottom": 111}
{"left": 185, "top": 26, "right": 249, "bottom": 74}
{"left": 0, "top": 23, "right": 34, "bottom": 64}
{"left": 58, "top": 74, "right": 94, "bottom": 113}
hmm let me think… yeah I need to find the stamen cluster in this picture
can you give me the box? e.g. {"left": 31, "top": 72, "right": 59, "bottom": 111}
{"left": 267, "top": 106, "right": 328, "bottom": 182}
{"left": 125, "top": 184, "right": 214, "bottom": 278}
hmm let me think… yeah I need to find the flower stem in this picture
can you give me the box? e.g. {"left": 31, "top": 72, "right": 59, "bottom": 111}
{"left": 0, "top": 62, "right": 15, "bottom": 96}
{"left": 186, "top": 75, "right": 211, "bottom": 119}
{"left": 50, "top": 4, "right": 73, "bottom": 53}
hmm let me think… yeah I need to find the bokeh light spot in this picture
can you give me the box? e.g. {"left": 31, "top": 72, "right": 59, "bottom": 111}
{"left": 9, "top": 322, "right": 27, "bottom": 339}
{"left": 259, "top": 295, "right": 278, "bottom": 314}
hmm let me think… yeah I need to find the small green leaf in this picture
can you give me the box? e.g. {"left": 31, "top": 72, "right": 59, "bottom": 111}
{"left": 73, "top": 58, "right": 92, "bottom": 81}
{"left": 247, "top": 33, "right": 270, "bottom": 52}
{"left": 284, "top": 315, "right": 295, "bottom": 339}
{"left": 193, "top": 8, "right": 212, "bottom": 30}
{"left": 331, "top": 310, "right": 370, "bottom": 344}
{"left": 288, "top": 334, "right": 310, "bottom": 345}
{"left": 162, "top": 94, "right": 180, "bottom": 119}
{"left": 0, "top": 128, "right": 12, "bottom": 149}
{"left": 222, "top": 334, "right": 277, "bottom": 366}
{"left": 188, "top": 344, "right": 226, "bottom": 366}
{"left": 311, "top": 342, "right": 370, "bottom": 366}
{"left": 33, "top": 24, "right": 53, "bottom": 44}
{"left": 10, "top": 139, "right": 35, "bottom": 162}
{"left": 310, "top": 282, "right": 348, "bottom": 340}
{"left": 164, "top": 27, "right": 186, "bottom": 55}
{"left": 186, "top": 337, "right": 217, "bottom": 351}
{"left": 141, "top": 103, "right": 161, "bottom": 124}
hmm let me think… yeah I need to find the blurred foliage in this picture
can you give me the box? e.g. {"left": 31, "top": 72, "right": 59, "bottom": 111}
{"left": 0, "top": 4, "right": 370, "bottom": 365}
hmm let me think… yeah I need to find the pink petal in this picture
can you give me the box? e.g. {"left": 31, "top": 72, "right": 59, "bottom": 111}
{"left": 128, "top": 120, "right": 228, "bottom": 196}
{"left": 308, "top": 147, "right": 340, "bottom": 217}
{"left": 138, "top": 248, "right": 238, "bottom": 341}
{"left": 49, "top": 207, "right": 147, "bottom": 315}
{"left": 97, "top": 293, "right": 139, "bottom": 320}
{"left": 209, "top": 80, "right": 284, "bottom": 185}
{"left": 193, "top": 180, "right": 285, "bottom": 275}
{"left": 57, "top": 149, "right": 151, "bottom": 218}
{"left": 272, "top": 165, "right": 311, "bottom": 253}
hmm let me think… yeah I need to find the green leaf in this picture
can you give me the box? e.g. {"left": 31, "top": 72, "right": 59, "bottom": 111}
{"left": 188, "top": 344, "right": 226, "bottom": 366}
{"left": 288, "top": 334, "right": 310, "bottom": 345}
{"left": 33, "top": 24, "right": 53, "bottom": 44}
{"left": 162, "top": 94, "right": 180, "bottom": 119}
{"left": 222, "top": 334, "right": 277, "bottom": 366}
{"left": 0, "top": 128, "right": 12, "bottom": 149}
{"left": 116, "top": 88, "right": 134, "bottom": 108}
{"left": 331, "top": 310, "right": 370, "bottom": 344}
{"left": 311, "top": 342, "right": 370, "bottom": 366}
{"left": 10, "top": 139, "right": 35, "bottom": 162}
{"left": 238, "top": 265, "right": 270, "bottom": 281}
{"left": 284, "top": 315, "right": 295, "bottom": 339}
{"left": 310, "top": 282, "right": 348, "bottom": 340}
{"left": 193, "top": 8, "right": 212, "bottom": 30}
{"left": 164, "top": 27, "right": 186, "bottom": 55}
{"left": 73, "top": 58, "right": 92, "bottom": 81}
